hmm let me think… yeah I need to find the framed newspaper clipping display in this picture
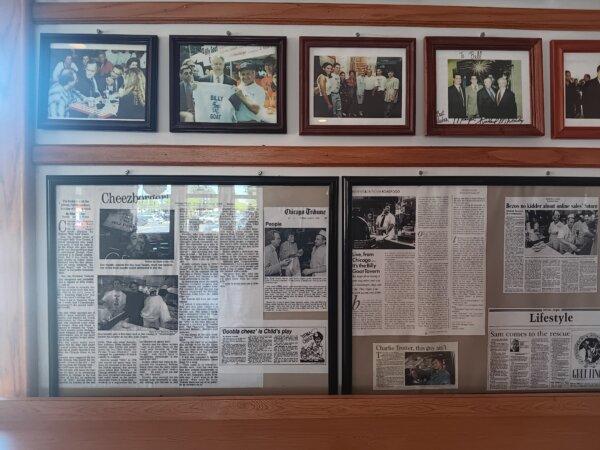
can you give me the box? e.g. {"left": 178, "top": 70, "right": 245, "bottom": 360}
{"left": 424, "top": 37, "right": 544, "bottom": 136}
{"left": 343, "top": 176, "right": 600, "bottom": 394}
{"left": 299, "top": 36, "right": 416, "bottom": 135}
{"left": 47, "top": 175, "right": 337, "bottom": 396}
{"left": 170, "top": 35, "right": 286, "bottom": 133}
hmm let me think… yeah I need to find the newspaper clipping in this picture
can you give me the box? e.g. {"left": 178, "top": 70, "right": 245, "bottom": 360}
{"left": 351, "top": 185, "right": 487, "bottom": 336}
{"left": 488, "top": 308, "right": 600, "bottom": 390}
{"left": 373, "top": 342, "right": 458, "bottom": 390}
{"left": 263, "top": 206, "right": 328, "bottom": 312}
{"left": 55, "top": 184, "right": 329, "bottom": 390}
{"left": 503, "top": 197, "right": 598, "bottom": 293}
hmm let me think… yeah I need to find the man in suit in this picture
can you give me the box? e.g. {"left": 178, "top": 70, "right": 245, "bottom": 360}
{"left": 179, "top": 64, "right": 196, "bottom": 122}
{"left": 447, "top": 74, "right": 466, "bottom": 119}
{"left": 477, "top": 77, "right": 497, "bottom": 119}
{"left": 582, "top": 65, "right": 600, "bottom": 118}
{"left": 465, "top": 75, "right": 481, "bottom": 118}
{"left": 198, "top": 54, "right": 242, "bottom": 110}
{"left": 264, "top": 230, "right": 291, "bottom": 276}
{"left": 495, "top": 76, "right": 518, "bottom": 119}
{"left": 75, "top": 61, "right": 105, "bottom": 98}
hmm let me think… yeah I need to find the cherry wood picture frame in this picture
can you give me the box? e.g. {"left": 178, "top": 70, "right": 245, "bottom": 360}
{"left": 425, "top": 36, "right": 544, "bottom": 137}
{"left": 299, "top": 36, "right": 415, "bottom": 136}
{"left": 551, "top": 40, "right": 600, "bottom": 139}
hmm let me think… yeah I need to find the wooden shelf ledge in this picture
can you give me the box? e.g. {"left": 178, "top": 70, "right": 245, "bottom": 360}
{"left": 0, "top": 394, "right": 599, "bottom": 450}
{"left": 32, "top": 2, "right": 600, "bottom": 30}
{"left": 33, "top": 145, "right": 600, "bottom": 167}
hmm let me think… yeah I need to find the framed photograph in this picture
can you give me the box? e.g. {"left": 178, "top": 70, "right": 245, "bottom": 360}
{"left": 38, "top": 33, "right": 158, "bottom": 131}
{"left": 551, "top": 40, "right": 600, "bottom": 139}
{"left": 47, "top": 175, "right": 337, "bottom": 396}
{"left": 170, "top": 35, "right": 286, "bottom": 133}
{"left": 343, "top": 176, "right": 600, "bottom": 395}
{"left": 424, "top": 37, "right": 544, "bottom": 136}
{"left": 299, "top": 37, "right": 415, "bottom": 135}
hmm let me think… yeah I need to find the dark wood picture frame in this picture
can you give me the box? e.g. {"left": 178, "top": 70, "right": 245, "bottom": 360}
{"left": 342, "top": 175, "right": 600, "bottom": 395}
{"left": 38, "top": 33, "right": 158, "bottom": 131}
{"left": 551, "top": 40, "right": 600, "bottom": 139}
{"left": 424, "top": 37, "right": 544, "bottom": 137}
{"left": 299, "top": 36, "right": 416, "bottom": 135}
{"left": 169, "top": 35, "right": 286, "bottom": 134}
{"left": 47, "top": 175, "right": 338, "bottom": 396}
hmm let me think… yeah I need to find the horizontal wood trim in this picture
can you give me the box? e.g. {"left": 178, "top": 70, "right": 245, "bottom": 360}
{"left": 33, "top": 145, "right": 600, "bottom": 167}
{"left": 2, "top": 394, "right": 600, "bottom": 422}
{"left": 1, "top": 395, "right": 599, "bottom": 450}
{"left": 32, "top": 2, "right": 600, "bottom": 30}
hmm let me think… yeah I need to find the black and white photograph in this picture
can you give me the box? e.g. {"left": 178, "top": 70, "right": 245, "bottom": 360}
{"left": 300, "top": 329, "right": 325, "bottom": 363}
{"left": 38, "top": 33, "right": 157, "bottom": 130}
{"left": 170, "top": 36, "right": 285, "bottom": 133}
{"left": 404, "top": 351, "right": 456, "bottom": 387}
{"left": 264, "top": 228, "right": 327, "bottom": 277}
{"left": 97, "top": 275, "right": 178, "bottom": 331}
{"left": 351, "top": 196, "right": 416, "bottom": 250}
{"left": 524, "top": 209, "right": 597, "bottom": 257}
{"left": 99, "top": 208, "right": 175, "bottom": 260}
{"left": 563, "top": 53, "right": 600, "bottom": 121}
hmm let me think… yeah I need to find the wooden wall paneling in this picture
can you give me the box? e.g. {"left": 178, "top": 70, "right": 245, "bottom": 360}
{"left": 0, "top": 395, "right": 599, "bottom": 450}
{"left": 0, "top": 0, "right": 34, "bottom": 398}
{"left": 33, "top": 145, "right": 600, "bottom": 167}
{"left": 32, "top": 2, "right": 600, "bottom": 31}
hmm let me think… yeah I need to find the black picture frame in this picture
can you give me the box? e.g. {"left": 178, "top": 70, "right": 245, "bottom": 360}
{"left": 38, "top": 33, "right": 158, "bottom": 131}
{"left": 47, "top": 175, "right": 337, "bottom": 396}
{"left": 342, "top": 176, "right": 600, "bottom": 394}
{"left": 170, "top": 35, "right": 286, "bottom": 133}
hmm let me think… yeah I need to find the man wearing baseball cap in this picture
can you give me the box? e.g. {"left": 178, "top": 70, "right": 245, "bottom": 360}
{"left": 303, "top": 229, "right": 327, "bottom": 277}
{"left": 235, "top": 61, "right": 265, "bottom": 122}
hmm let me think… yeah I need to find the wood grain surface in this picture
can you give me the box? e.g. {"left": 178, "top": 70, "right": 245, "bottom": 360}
{"left": 33, "top": 144, "right": 600, "bottom": 167}
{"left": 32, "top": 1, "right": 600, "bottom": 30}
{"left": 0, "top": 394, "right": 599, "bottom": 450}
{"left": 0, "top": 0, "right": 33, "bottom": 398}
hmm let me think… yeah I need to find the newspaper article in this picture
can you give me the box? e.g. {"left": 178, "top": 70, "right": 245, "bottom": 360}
{"left": 263, "top": 207, "right": 328, "bottom": 312}
{"left": 488, "top": 308, "right": 600, "bottom": 390}
{"left": 54, "top": 184, "right": 329, "bottom": 390}
{"left": 373, "top": 342, "right": 458, "bottom": 390}
{"left": 351, "top": 185, "right": 487, "bottom": 336}
{"left": 503, "top": 197, "right": 598, "bottom": 293}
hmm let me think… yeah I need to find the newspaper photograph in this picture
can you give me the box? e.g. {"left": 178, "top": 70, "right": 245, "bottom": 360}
{"left": 351, "top": 185, "right": 487, "bottom": 336}
{"left": 54, "top": 183, "right": 330, "bottom": 391}
{"left": 503, "top": 197, "right": 598, "bottom": 293}
{"left": 488, "top": 308, "right": 600, "bottom": 390}
{"left": 263, "top": 206, "right": 328, "bottom": 312}
{"left": 373, "top": 342, "right": 458, "bottom": 390}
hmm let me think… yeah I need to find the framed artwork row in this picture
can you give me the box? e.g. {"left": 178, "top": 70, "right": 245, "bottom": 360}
{"left": 37, "top": 33, "right": 600, "bottom": 137}
{"left": 47, "top": 175, "right": 338, "bottom": 396}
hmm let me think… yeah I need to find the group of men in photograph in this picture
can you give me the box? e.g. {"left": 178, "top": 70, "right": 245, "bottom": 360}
{"left": 351, "top": 199, "right": 415, "bottom": 248}
{"left": 314, "top": 61, "right": 401, "bottom": 119}
{"left": 526, "top": 210, "right": 597, "bottom": 255}
{"left": 448, "top": 73, "right": 518, "bottom": 120}
{"left": 264, "top": 229, "right": 327, "bottom": 277}
{"left": 98, "top": 279, "right": 178, "bottom": 330}
{"left": 565, "top": 67, "right": 600, "bottom": 118}
{"left": 48, "top": 49, "right": 146, "bottom": 119}
{"left": 179, "top": 54, "right": 277, "bottom": 123}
